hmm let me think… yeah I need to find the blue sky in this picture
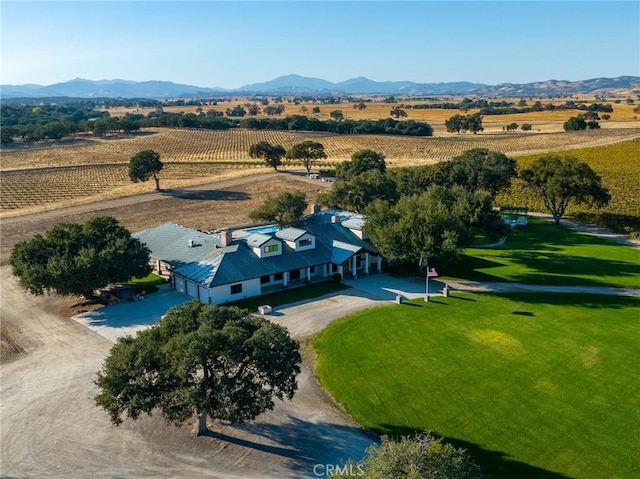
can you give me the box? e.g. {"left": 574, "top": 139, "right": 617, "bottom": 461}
{"left": 2, "top": 1, "right": 638, "bottom": 87}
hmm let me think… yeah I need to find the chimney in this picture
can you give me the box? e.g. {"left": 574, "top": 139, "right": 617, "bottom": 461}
{"left": 331, "top": 215, "right": 340, "bottom": 224}
{"left": 220, "top": 229, "right": 232, "bottom": 247}
{"left": 309, "top": 204, "right": 321, "bottom": 215}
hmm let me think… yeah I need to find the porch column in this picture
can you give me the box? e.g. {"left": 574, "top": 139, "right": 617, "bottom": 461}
{"left": 306, "top": 267, "right": 311, "bottom": 282}
{"left": 337, "top": 264, "right": 343, "bottom": 278}
{"left": 351, "top": 256, "right": 357, "bottom": 278}
{"left": 364, "top": 252, "right": 369, "bottom": 275}
{"left": 323, "top": 264, "right": 328, "bottom": 277}
{"left": 283, "top": 271, "right": 289, "bottom": 287}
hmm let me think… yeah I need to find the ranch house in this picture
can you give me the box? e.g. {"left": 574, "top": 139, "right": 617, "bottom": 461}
{"left": 132, "top": 209, "right": 382, "bottom": 305}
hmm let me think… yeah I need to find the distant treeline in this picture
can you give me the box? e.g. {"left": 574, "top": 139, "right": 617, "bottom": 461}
{"left": 408, "top": 99, "right": 614, "bottom": 116}
{"left": 239, "top": 116, "right": 433, "bottom": 136}
{"left": 1, "top": 103, "right": 433, "bottom": 144}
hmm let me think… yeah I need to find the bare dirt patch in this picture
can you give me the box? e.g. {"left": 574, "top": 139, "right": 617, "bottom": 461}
{"left": 0, "top": 172, "right": 330, "bottom": 265}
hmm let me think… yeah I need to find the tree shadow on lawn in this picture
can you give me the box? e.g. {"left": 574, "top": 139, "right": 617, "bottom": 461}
{"left": 501, "top": 219, "right": 623, "bottom": 251}
{"left": 159, "top": 189, "right": 250, "bottom": 201}
{"left": 376, "top": 424, "right": 571, "bottom": 479}
{"left": 497, "top": 292, "right": 640, "bottom": 310}
{"left": 208, "top": 415, "right": 375, "bottom": 477}
{"left": 506, "top": 251, "right": 640, "bottom": 284}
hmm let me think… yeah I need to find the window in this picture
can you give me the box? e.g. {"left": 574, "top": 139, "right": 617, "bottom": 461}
{"left": 264, "top": 244, "right": 279, "bottom": 253}
{"left": 260, "top": 275, "right": 270, "bottom": 284}
{"left": 290, "top": 269, "right": 301, "bottom": 280}
{"left": 274, "top": 272, "right": 283, "bottom": 281}
{"left": 230, "top": 283, "right": 243, "bottom": 295}
{"left": 298, "top": 238, "right": 312, "bottom": 247}
{"left": 310, "top": 266, "right": 315, "bottom": 274}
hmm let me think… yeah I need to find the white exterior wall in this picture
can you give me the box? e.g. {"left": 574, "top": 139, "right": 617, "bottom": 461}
{"left": 208, "top": 278, "right": 261, "bottom": 304}
{"left": 175, "top": 276, "right": 186, "bottom": 294}
{"left": 295, "top": 233, "right": 316, "bottom": 251}
{"left": 198, "top": 285, "right": 210, "bottom": 304}
{"left": 348, "top": 228, "right": 365, "bottom": 240}
{"left": 186, "top": 280, "right": 198, "bottom": 298}
{"left": 252, "top": 238, "right": 282, "bottom": 258}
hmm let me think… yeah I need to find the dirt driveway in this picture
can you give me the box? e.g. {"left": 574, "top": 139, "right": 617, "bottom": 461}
{"left": 0, "top": 267, "right": 380, "bottom": 478}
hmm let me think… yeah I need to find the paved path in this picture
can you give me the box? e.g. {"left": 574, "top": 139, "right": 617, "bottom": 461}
{"left": 444, "top": 280, "right": 640, "bottom": 297}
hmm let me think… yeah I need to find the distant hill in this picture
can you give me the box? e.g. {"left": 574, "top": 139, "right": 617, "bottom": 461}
{"left": 2, "top": 75, "right": 638, "bottom": 99}
{"left": 472, "top": 76, "right": 640, "bottom": 96}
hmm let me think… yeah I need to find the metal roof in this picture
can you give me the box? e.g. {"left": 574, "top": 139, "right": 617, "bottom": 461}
{"left": 341, "top": 214, "right": 366, "bottom": 231}
{"left": 132, "top": 223, "right": 221, "bottom": 268}
{"left": 168, "top": 211, "right": 378, "bottom": 288}
{"left": 245, "top": 233, "right": 274, "bottom": 247}
{"left": 276, "top": 227, "right": 308, "bottom": 242}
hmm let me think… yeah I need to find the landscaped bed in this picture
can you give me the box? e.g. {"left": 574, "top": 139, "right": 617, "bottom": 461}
{"left": 443, "top": 218, "right": 640, "bottom": 288}
{"left": 313, "top": 293, "right": 640, "bottom": 479}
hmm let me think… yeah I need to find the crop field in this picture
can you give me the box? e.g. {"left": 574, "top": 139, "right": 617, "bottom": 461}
{"left": 498, "top": 138, "right": 640, "bottom": 234}
{"left": 2, "top": 127, "right": 639, "bottom": 213}
{"left": 105, "top": 98, "right": 640, "bottom": 123}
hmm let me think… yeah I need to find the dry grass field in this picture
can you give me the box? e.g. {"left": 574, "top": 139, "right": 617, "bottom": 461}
{"left": 104, "top": 98, "right": 640, "bottom": 130}
{"left": 2, "top": 126, "right": 639, "bottom": 214}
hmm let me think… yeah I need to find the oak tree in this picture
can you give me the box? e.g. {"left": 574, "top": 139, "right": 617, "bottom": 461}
{"left": 10, "top": 216, "right": 151, "bottom": 298}
{"left": 128, "top": 150, "right": 163, "bottom": 191}
{"left": 248, "top": 141, "right": 286, "bottom": 171}
{"left": 95, "top": 302, "right": 301, "bottom": 436}
{"left": 286, "top": 140, "right": 327, "bottom": 176}
{"left": 249, "top": 190, "right": 308, "bottom": 227}
{"left": 521, "top": 155, "right": 610, "bottom": 224}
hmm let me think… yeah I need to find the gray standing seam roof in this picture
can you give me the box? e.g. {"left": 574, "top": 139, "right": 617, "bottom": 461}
{"left": 132, "top": 223, "right": 222, "bottom": 268}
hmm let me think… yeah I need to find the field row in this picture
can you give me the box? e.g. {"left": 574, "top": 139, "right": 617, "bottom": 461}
{"left": 0, "top": 163, "right": 250, "bottom": 210}
{"left": 3, "top": 127, "right": 640, "bottom": 171}
{"left": 105, "top": 99, "right": 640, "bottom": 122}
{"left": 498, "top": 138, "right": 640, "bottom": 223}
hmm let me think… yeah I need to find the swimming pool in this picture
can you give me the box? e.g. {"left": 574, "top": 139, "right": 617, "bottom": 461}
{"left": 242, "top": 224, "right": 278, "bottom": 234}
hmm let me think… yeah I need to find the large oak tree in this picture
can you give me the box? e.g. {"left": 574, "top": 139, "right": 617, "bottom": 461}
{"left": 10, "top": 216, "right": 151, "bottom": 297}
{"left": 520, "top": 155, "right": 610, "bottom": 224}
{"left": 128, "top": 150, "right": 164, "bottom": 191}
{"left": 94, "top": 302, "right": 301, "bottom": 435}
{"left": 286, "top": 140, "right": 327, "bottom": 176}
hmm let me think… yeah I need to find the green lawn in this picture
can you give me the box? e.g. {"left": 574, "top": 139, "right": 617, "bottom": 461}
{"left": 229, "top": 280, "right": 348, "bottom": 312}
{"left": 443, "top": 219, "right": 640, "bottom": 288}
{"left": 313, "top": 293, "right": 640, "bottom": 479}
{"left": 127, "top": 273, "right": 167, "bottom": 294}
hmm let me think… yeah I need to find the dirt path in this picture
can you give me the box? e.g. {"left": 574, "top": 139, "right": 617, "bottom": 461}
{"left": 0, "top": 268, "right": 376, "bottom": 478}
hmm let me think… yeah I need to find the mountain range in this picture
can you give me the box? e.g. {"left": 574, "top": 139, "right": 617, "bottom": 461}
{"left": 2, "top": 74, "right": 639, "bottom": 99}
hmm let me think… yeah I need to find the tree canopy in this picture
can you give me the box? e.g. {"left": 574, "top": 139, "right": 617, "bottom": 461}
{"left": 363, "top": 186, "right": 476, "bottom": 267}
{"left": 286, "top": 140, "right": 327, "bottom": 176}
{"left": 94, "top": 302, "right": 301, "bottom": 435}
{"left": 445, "top": 113, "right": 484, "bottom": 134}
{"left": 249, "top": 190, "right": 308, "bottom": 227}
{"left": 248, "top": 141, "right": 286, "bottom": 170}
{"left": 442, "top": 148, "right": 517, "bottom": 195}
{"left": 520, "top": 155, "right": 610, "bottom": 224}
{"left": 10, "top": 216, "right": 151, "bottom": 297}
{"left": 335, "top": 149, "right": 387, "bottom": 180}
{"left": 128, "top": 150, "right": 163, "bottom": 191}
{"left": 319, "top": 169, "right": 398, "bottom": 214}
{"left": 334, "top": 433, "right": 485, "bottom": 479}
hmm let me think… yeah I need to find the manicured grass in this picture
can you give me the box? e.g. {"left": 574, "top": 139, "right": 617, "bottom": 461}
{"left": 127, "top": 273, "right": 167, "bottom": 293}
{"left": 313, "top": 293, "right": 640, "bottom": 479}
{"left": 229, "top": 280, "right": 348, "bottom": 313}
{"left": 444, "top": 219, "right": 640, "bottom": 288}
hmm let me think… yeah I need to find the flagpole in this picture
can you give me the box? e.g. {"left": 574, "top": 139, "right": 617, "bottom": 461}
{"left": 425, "top": 263, "right": 429, "bottom": 302}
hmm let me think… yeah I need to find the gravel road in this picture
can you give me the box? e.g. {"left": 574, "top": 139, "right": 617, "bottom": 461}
{"left": 0, "top": 268, "right": 377, "bottom": 478}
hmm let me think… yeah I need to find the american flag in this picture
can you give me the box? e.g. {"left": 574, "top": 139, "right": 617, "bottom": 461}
{"left": 427, "top": 267, "right": 439, "bottom": 278}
